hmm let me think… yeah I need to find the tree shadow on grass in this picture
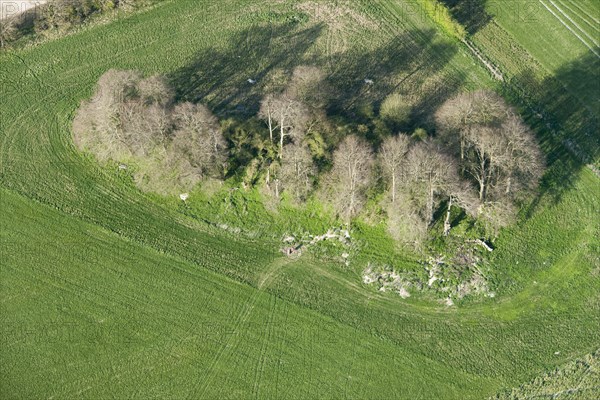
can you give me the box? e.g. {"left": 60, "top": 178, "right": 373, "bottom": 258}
{"left": 169, "top": 22, "right": 325, "bottom": 117}
{"left": 508, "top": 50, "right": 600, "bottom": 215}
{"left": 169, "top": 21, "right": 463, "bottom": 132}
{"left": 325, "top": 28, "right": 463, "bottom": 131}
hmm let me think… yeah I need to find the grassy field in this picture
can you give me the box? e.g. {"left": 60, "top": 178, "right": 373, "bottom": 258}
{"left": 491, "top": 0, "right": 598, "bottom": 71}
{"left": 1, "top": 0, "right": 599, "bottom": 398}
{"left": 2, "top": 188, "right": 499, "bottom": 399}
{"left": 469, "top": 0, "right": 600, "bottom": 163}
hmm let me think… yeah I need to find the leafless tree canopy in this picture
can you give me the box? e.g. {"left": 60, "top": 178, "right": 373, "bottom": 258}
{"left": 258, "top": 92, "right": 310, "bottom": 160}
{"left": 379, "top": 134, "right": 410, "bottom": 204}
{"left": 321, "top": 135, "right": 375, "bottom": 220}
{"left": 400, "top": 142, "right": 478, "bottom": 230}
{"left": 257, "top": 66, "right": 325, "bottom": 200}
{"left": 73, "top": 69, "right": 227, "bottom": 194}
{"left": 74, "top": 71, "right": 544, "bottom": 243}
{"left": 286, "top": 66, "right": 331, "bottom": 110}
{"left": 436, "top": 90, "right": 545, "bottom": 231}
{"left": 436, "top": 90, "right": 507, "bottom": 133}
{"left": 378, "top": 134, "right": 479, "bottom": 243}
{"left": 0, "top": 16, "right": 19, "bottom": 48}
{"left": 279, "top": 142, "right": 317, "bottom": 203}
{"left": 171, "top": 102, "right": 226, "bottom": 179}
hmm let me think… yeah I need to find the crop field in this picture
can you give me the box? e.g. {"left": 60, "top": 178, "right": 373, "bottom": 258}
{"left": 1, "top": 0, "right": 599, "bottom": 398}
{"left": 491, "top": 0, "right": 599, "bottom": 71}
{"left": 469, "top": 0, "right": 600, "bottom": 163}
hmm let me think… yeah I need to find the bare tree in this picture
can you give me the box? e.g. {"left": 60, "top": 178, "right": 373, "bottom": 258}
{"left": 258, "top": 92, "right": 311, "bottom": 196}
{"left": 435, "top": 90, "right": 507, "bottom": 163}
{"left": 401, "top": 142, "right": 478, "bottom": 230}
{"left": 0, "top": 16, "right": 19, "bottom": 48}
{"left": 118, "top": 101, "right": 172, "bottom": 157}
{"left": 386, "top": 191, "right": 428, "bottom": 248}
{"left": 279, "top": 142, "right": 316, "bottom": 202}
{"left": 259, "top": 94, "right": 278, "bottom": 145}
{"left": 171, "top": 102, "right": 226, "bottom": 179}
{"left": 73, "top": 70, "right": 143, "bottom": 161}
{"left": 95, "top": 69, "right": 142, "bottom": 108}
{"left": 442, "top": 177, "right": 479, "bottom": 236}
{"left": 96, "top": 69, "right": 143, "bottom": 151}
{"left": 436, "top": 90, "right": 506, "bottom": 131}
{"left": 462, "top": 125, "right": 507, "bottom": 201}
{"left": 322, "top": 135, "right": 374, "bottom": 220}
{"left": 496, "top": 114, "right": 544, "bottom": 199}
{"left": 379, "top": 134, "right": 410, "bottom": 203}
{"left": 436, "top": 90, "right": 544, "bottom": 204}
{"left": 384, "top": 140, "right": 478, "bottom": 244}
{"left": 286, "top": 66, "right": 331, "bottom": 110}
{"left": 459, "top": 119, "right": 544, "bottom": 204}
{"left": 111, "top": 73, "right": 175, "bottom": 157}
{"left": 74, "top": 70, "right": 227, "bottom": 194}
{"left": 258, "top": 93, "right": 309, "bottom": 159}
{"left": 137, "top": 74, "right": 175, "bottom": 107}
{"left": 402, "top": 143, "right": 449, "bottom": 226}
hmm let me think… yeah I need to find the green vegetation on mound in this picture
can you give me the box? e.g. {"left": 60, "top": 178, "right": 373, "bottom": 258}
{"left": 1, "top": 0, "right": 599, "bottom": 398}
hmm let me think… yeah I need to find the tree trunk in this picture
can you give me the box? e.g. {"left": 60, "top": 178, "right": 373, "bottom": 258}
{"left": 444, "top": 196, "right": 453, "bottom": 236}
{"left": 479, "top": 182, "right": 485, "bottom": 201}
{"left": 349, "top": 184, "right": 355, "bottom": 217}
{"left": 427, "top": 179, "right": 434, "bottom": 225}
{"left": 479, "top": 159, "right": 486, "bottom": 201}
{"left": 459, "top": 135, "right": 466, "bottom": 174}
{"left": 391, "top": 172, "right": 396, "bottom": 203}
{"left": 348, "top": 163, "right": 355, "bottom": 217}
{"left": 278, "top": 114, "right": 286, "bottom": 160}
{"left": 266, "top": 163, "right": 271, "bottom": 186}
{"left": 268, "top": 113, "right": 274, "bottom": 143}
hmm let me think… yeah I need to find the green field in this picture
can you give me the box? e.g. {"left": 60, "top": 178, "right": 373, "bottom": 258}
{"left": 491, "top": 0, "right": 599, "bottom": 71}
{"left": 470, "top": 0, "right": 600, "bottom": 163}
{"left": 1, "top": 0, "right": 599, "bottom": 398}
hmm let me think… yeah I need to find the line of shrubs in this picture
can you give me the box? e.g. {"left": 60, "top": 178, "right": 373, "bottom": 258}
{"left": 1, "top": 0, "right": 157, "bottom": 48}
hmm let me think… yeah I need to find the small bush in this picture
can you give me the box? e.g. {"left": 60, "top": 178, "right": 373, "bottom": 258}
{"left": 380, "top": 93, "right": 412, "bottom": 128}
